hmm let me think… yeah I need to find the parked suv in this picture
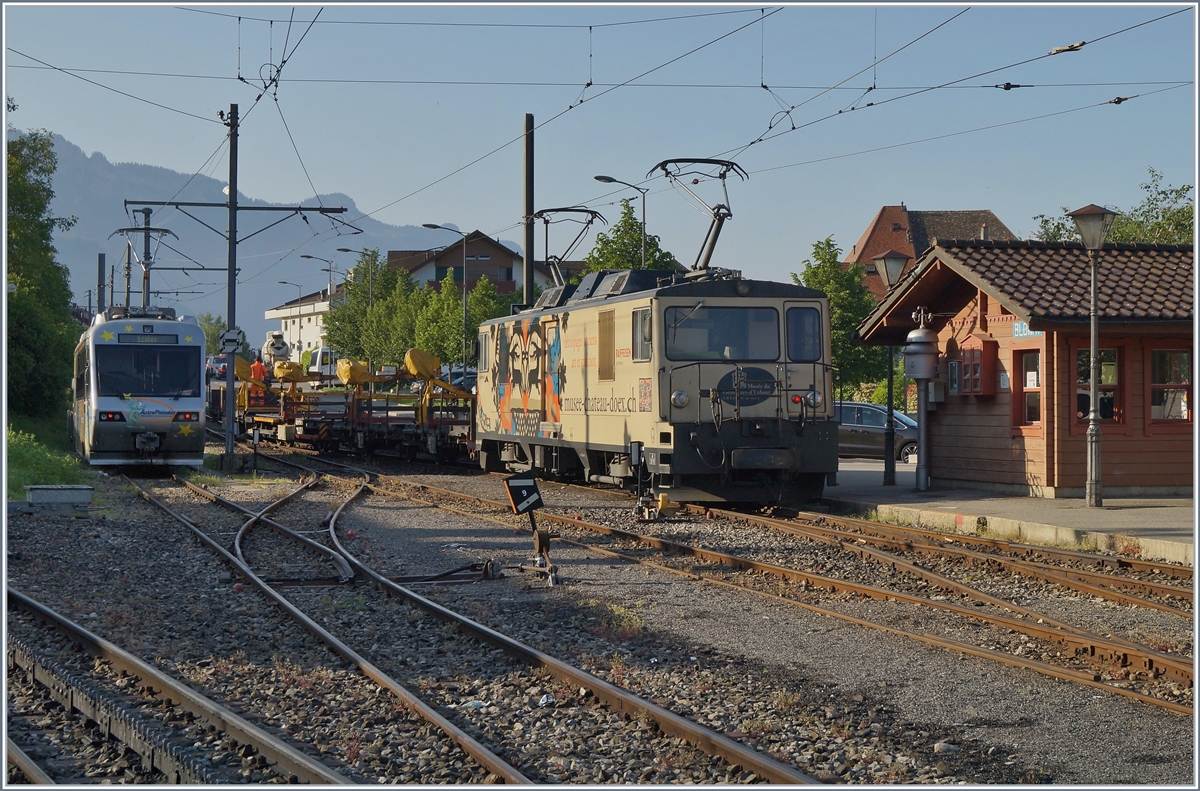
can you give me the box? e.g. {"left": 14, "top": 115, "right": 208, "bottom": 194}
{"left": 834, "top": 401, "right": 919, "bottom": 462}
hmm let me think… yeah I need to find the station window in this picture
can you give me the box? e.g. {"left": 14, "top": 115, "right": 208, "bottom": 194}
{"left": 1013, "top": 350, "right": 1041, "bottom": 425}
{"left": 1149, "top": 349, "right": 1191, "bottom": 421}
{"left": 436, "top": 266, "right": 464, "bottom": 282}
{"left": 477, "top": 332, "right": 489, "bottom": 370}
{"left": 1075, "top": 348, "right": 1121, "bottom": 422}
{"left": 632, "top": 309, "right": 652, "bottom": 362}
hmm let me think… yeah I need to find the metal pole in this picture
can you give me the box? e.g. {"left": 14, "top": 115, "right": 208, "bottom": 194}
{"left": 85, "top": 289, "right": 92, "bottom": 316}
{"left": 462, "top": 232, "right": 469, "bottom": 383}
{"left": 97, "top": 253, "right": 106, "bottom": 312}
{"left": 1086, "top": 249, "right": 1102, "bottom": 506}
{"left": 140, "top": 208, "right": 152, "bottom": 308}
{"left": 225, "top": 103, "right": 239, "bottom": 457}
{"left": 523, "top": 113, "right": 535, "bottom": 307}
{"left": 883, "top": 345, "right": 896, "bottom": 485}
{"left": 915, "top": 378, "right": 929, "bottom": 491}
{"left": 639, "top": 190, "right": 646, "bottom": 270}
{"left": 124, "top": 242, "right": 132, "bottom": 307}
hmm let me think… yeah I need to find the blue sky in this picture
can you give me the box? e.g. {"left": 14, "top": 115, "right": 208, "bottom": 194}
{"left": 5, "top": 2, "right": 1197, "bottom": 316}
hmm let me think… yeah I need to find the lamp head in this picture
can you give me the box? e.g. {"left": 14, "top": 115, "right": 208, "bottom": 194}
{"left": 873, "top": 249, "right": 910, "bottom": 290}
{"left": 1067, "top": 204, "right": 1119, "bottom": 251}
{"left": 594, "top": 175, "right": 615, "bottom": 183}
{"left": 422, "top": 223, "right": 441, "bottom": 230}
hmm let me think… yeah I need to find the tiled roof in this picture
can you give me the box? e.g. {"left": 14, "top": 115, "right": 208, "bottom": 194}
{"left": 907, "top": 211, "right": 1017, "bottom": 257}
{"left": 932, "top": 238, "right": 1193, "bottom": 322}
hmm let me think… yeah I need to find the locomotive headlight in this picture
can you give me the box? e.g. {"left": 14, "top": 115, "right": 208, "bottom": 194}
{"left": 98, "top": 412, "right": 125, "bottom": 422}
{"left": 670, "top": 390, "right": 690, "bottom": 408}
{"left": 804, "top": 390, "right": 824, "bottom": 409}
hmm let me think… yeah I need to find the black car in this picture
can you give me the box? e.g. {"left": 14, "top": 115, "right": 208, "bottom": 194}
{"left": 834, "top": 401, "right": 919, "bottom": 462}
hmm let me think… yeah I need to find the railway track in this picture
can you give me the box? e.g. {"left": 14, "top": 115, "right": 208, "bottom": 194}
{"left": 122, "top": 467, "right": 824, "bottom": 783}
{"left": 248, "top": 450, "right": 1191, "bottom": 715}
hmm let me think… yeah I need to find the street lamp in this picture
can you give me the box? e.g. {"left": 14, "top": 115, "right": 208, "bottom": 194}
{"left": 279, "top": 280, "right": 303, "bottom": 355}
{"left": 875, "top": 250, "right": 910, "bottom": 487}
{"left": 595, "top": 175, "right": 648, "bottom": 269}
{"left": 301, "top": 253, "right": 335, "bottom": 301}
{"left": 1068, "top": 203, "right": 1119, "bottom": 507}
{"left": 337, "top": 248, "right": 373, "bottom": 307}
{"left": 422, "top": 224, "right": 470, "bottom": 386}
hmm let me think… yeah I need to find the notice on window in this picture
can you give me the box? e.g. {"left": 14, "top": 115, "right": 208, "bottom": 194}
{"left": 1026, "top": 372, "right": 1039, "bottom": 388}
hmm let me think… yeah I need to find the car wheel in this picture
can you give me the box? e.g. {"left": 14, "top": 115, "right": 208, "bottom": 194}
{"left": 899, "top": 443, "right": 918, "bottom": 464}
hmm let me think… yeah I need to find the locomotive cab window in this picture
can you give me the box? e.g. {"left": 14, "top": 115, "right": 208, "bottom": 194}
{"left": 665, "top": 306, "right": 779, "bottom": 361}
{"left": 786, "top": 307, "right": 821, "bottom": 362}
{"left": 632, "top": 309, "right": 652, "bottom": 362}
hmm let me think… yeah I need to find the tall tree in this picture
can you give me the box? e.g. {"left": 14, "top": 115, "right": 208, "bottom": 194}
{"left": 324, "top": 248, "right": 391, "bottom": 361}
{"left": 414, "top": 271, "right": 468, "bottom": 366}
{"left": 580, "top": 199, "right": 678, "bottom": 279}
{"left": 7, "top": 96, "right": 79, "bottom": 416}
{"left": 196, "top": 311, "right": 224, "bottom": 356}
{"left": 1032, "top": 168, "right": 1194, "bottom": 245}
{"left": 792, "top": 236, "right": 885, "bottom": 397}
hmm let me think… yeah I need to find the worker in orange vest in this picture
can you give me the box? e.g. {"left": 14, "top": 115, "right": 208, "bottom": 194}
{"left": 250, "top": 355, "right": 269, "bottom": 385}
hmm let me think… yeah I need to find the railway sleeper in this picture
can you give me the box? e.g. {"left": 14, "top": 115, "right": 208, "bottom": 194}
{"left": 9, "top": 636, "right": 233, "bottom": 784}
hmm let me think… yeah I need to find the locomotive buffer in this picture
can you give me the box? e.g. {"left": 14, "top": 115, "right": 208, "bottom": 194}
{"left": 503, "top": 475, "right": 560, "bottom": 586}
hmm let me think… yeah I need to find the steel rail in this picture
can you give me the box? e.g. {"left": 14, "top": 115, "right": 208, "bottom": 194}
{"left": 807, "top": 509, "right": 1193, "bottom": 578}
{"left": 8, "top": 587, "right": 353, "bottom": 784}
{"left": 123, "top": 477, "right": 532, "bottom": 784}
{"left": 333, "top": 485, "right": 823, "bottom": 784}
{"left": 705, "top": 507, "right": 1192, "bottom": 617}
{"left": 174, "top": 476, "right": 354, "bottom": 580}
{"left": 364, "top": 478, "right": 1193, "bottom": 687}
{"left": 6, "top": 736, "right": 54, "bottom": 785}
{"left": 552, "top": 537, "right": 1194, "bottom": 716}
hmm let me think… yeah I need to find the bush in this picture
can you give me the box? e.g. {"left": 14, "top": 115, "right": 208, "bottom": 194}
{"left": 7, "top": 425, "right": 89, "bottom": 499}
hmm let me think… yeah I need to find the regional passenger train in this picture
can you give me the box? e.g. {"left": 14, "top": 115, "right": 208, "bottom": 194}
{"left": 69, "top": 306, "right": 206, "bottom": 466}
{"left": 474, "top": 266, "right": 838, "bottom": 503}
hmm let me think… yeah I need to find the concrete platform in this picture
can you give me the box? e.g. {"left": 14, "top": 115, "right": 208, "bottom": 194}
{"left": 821, "top": 459, "right": 1195, "bottom": 567}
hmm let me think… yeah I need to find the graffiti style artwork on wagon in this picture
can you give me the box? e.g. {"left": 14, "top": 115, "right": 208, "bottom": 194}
{"left": 491, "top": 316, "right": 568, "bottom": 438}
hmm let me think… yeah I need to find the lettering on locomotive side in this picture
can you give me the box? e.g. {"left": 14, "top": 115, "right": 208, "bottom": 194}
{"left": 560, "top": 387, "right": 641, "bottom": 414}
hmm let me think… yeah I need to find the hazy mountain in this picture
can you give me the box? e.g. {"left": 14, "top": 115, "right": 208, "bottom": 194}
{"left": 14, "top": 130, "right": 522, "bottom": 344}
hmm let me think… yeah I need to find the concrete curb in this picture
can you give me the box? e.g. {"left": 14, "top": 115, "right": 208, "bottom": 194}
{"left": 825, "top": 498, "right": 1194, "bottom": 567}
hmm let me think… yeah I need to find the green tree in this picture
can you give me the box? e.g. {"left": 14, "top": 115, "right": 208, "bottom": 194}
{"left": 362, "top": 269, "right": 427, "bottom": 368}
{"left": 580, "top": 199, "right": 678, "bottom": 279}
{"left": 196, "top": 311, "right": 224, "bottom": 356}
{"left": 415, "top": 271, "right": 468, "bottom": 366}
{"left": 7, "top": 96, "right": 79, "bottom": 417}
{"left": 792, "top": 236, "right": 885, "bottom": 397}
{"left": 1032, "top": 168, "right": 1194, "bottom": 245}
{"left": 324, "top": 248, "right": 392, "bottom": 361}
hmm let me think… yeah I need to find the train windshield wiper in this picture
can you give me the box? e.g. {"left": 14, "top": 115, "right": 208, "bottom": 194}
{"left": 669, "top": 301, "right": 706, "bottom": 341}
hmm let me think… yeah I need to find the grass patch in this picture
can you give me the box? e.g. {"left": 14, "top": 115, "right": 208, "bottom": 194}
{"left": 178, "top": 467, "right": 292, "bottom": 488}
{"left": 8, "top": 412, "right": 72, "bottom": 453}
{"left": 7, "top": 424, "right": 92, "bottom": 499}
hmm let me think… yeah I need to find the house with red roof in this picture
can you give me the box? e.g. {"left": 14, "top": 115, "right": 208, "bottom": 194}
{"left": 856, "top": 238, "right": 1193, "bottom": 497}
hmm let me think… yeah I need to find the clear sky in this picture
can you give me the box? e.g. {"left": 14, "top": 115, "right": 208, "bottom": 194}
{"left": 5, "top": 2, "right": 1197, "bottom": 319}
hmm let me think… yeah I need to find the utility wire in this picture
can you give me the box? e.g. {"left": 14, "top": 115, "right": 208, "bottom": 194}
{"left": 749, "top": 84, "right": 1189, "bottom": 176}
{"left": 175, "top": 6, "right": 766, "bottom": 29}
{"left": 272, "top": 95, "right": 325, "bottom": 209}
{"left": 351, "top": 8, "right": 782, "bottom": 225}
{"left": 5, "top": 48, "right": 222, "bottom": 124}
{"left": 10, "top": 64, "right": 1188, "bottom": 93}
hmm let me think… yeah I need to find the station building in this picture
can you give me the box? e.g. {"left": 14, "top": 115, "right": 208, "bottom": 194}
{"left": 856, "top": 237, "right": 1193, "bottom": 498}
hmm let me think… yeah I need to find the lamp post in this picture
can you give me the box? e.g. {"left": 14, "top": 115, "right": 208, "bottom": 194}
{"left": 1068, "top": 204, "right": 1119, "bottom": 507}
{"left": 595, "top": 175, "right": 648, "bottom": 269}
{"left": 422, "top": 224, "right": 470, "bottom": 387}
{"left": 336, "top": 248, "right": 374, "bottom": 308}
{"left": 279, "top": 281, "right": 303, "bottom": 355}
{"left": 875, "top": 250, "right": 910, "bottom": 487}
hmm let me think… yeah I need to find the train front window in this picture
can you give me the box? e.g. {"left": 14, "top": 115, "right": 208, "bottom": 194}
{"left": 786, "top": 307, "right": 822, "bottom": 362}
{"left": 664, "top": 306, "right": 779, "bottom": 361}
{"left": 95, "top": 345, "right": 202, "bottom": 398}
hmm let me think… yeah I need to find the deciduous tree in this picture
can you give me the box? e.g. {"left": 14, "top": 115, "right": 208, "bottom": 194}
{"left": 7, "top": 97, "right": 78, "bottom": 416}
{"left": 1032, "top": 168, "right": 1194, "bottom": 245}
{"left": 792, "top": 236, "right": 885, "bottom": 397}
{"left": 580, "top": 199, "right": 678, "bottom": 279}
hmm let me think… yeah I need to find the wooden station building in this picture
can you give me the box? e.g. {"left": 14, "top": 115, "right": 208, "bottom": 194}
{"left": 856, "top": 238, "right": 1193, "bottom": 498}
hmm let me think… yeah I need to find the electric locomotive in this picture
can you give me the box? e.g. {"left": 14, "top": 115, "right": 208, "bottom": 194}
{"left": 474, "top": 267, "right": 837, "bottom": 503}
{"left": 69, "top": 306, "right": 206, "bottom": 466}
